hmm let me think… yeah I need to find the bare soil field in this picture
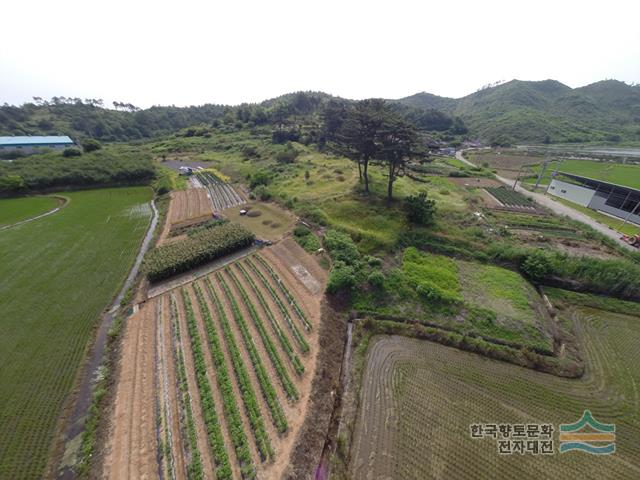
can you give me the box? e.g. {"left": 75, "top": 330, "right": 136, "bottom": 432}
{"left": 350, "top": 301, "right": 640, "bottom": 479}
{"left": 224, "top": 203, "right": 298, "bottom": 242}
{"left": 169, "top": 189, "right": 214, "bottom": 228}
{"left": 103, "top": 240, "right": 328, "bottom": 479}
{"left": 466, "top": 150, "right": 544, "bottom": 173}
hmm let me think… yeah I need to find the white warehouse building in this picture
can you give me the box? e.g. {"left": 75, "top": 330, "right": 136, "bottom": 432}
{"left": 0, "top": 136, "right": 74, "bottom": 154}
{"left": 548, "top": 172, "right": 640, "bottom": 226}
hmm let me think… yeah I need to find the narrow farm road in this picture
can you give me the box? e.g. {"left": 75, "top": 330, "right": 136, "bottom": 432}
{"left": 456, "top": 150, "right": 635, "bottom": 250}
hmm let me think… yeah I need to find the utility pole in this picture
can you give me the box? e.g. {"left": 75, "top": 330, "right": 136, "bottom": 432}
{"left": 534, "top": 155, "right": 551, "bottom": 190}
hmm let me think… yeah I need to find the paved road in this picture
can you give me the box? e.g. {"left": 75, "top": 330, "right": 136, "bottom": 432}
{"left": 456, "top": 150, "right": 635, "bottom": 250}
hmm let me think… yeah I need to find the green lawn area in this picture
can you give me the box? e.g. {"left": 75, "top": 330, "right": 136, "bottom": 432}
{"left": 550, "top": 195, "right": 640, "bottom": 236}
{"left": 0, "top": 187, "right": 152, "bottom": 479}
{"left": 535, "top": 159, "right": 640, "bottom": 189}
{"left": 0, "top": 196, "right": 60, "bottom": 226}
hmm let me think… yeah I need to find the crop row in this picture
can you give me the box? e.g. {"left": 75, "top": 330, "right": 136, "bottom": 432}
{"left": 253, "top": 255, "right": 312, "bottom": 331}
{"left": 180, "top": 289, "right": 234, "bottom": 480}
{"left": 216, "top": 272, "right": 289, "bottom": 432}
{"left": 196, "top": 171, "right": 243, "bottom": 210}
{"left": 169, "top": 295, "right": 204, "bottom": 480}
{"left": 193, "top": 281, "right": 273, "bottom": 463}
{"left": 235, "top": 262, "right": 305, "bottom": 374}
{"left": 145, "top": 223, "right": 254, "bottom": 282}
{"left": 225, "top": 268, "right": 299, "bottom": 400}
{"left": 485, "top": 187, "right": 532, "bottom": 207}
{"left": 242, "top": 259, "right": 309, "bottom": 354}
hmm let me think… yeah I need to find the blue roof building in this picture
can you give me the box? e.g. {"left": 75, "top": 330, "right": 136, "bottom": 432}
{"left": 0, "top": 136, "right": 74, "bottom": 150}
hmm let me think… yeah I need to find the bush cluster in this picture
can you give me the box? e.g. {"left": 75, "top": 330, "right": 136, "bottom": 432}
{"left": 144, "top": 223, "right": 254, "bottom": 281}
{"left": 488, "top": 244, "right": 640, "bottom": 301}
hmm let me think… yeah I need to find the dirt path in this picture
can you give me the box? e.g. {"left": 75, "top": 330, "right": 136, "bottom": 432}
{"left": 157, "top": 294, "right": 187, "bottom": 479}
{"left": 0, "top": 195, "right": 68, "bottom": 231}
{"left": 103, "top": 302, "right": 158, "bottom": 480}
{"left": 174, "top": 291, "right": 217, "bottom": 479}
{"left": 457, "top": 150, "right": 636, "bottom": 250}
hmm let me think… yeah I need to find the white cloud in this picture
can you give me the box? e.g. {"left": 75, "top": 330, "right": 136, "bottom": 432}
{"left": 1, "top": 0, "right": 638, "bottom": 107}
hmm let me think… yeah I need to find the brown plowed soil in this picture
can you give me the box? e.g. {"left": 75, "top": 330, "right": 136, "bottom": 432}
{"left": 102, "top": 302, "right": 158, "bottom": 480}
{"left": 170, "top": 189, "right": 214, "bottom": 226}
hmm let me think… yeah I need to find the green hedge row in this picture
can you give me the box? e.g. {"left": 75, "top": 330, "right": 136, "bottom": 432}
{"left": 244, "top": 258, "right": 309, "bottom": 353}
{"left": 235, "top": 263, "right": 304, "bottom": 374}
{"left": 180, "top": 289, "right": 233, "bottom": 479}
{"left": 192, "top": 283, "right": 259, "bottom": 475}
{"left": 216, "top": 272, "right": 288, "bottom": 433}
{"left": 203, "top": 278, "right": 274, "bottom": 459}
{"left": 169, "top": 295, "right": 204, "bottom": 480}
{"left": 254, "top": 255, "right": 312, "bottom": 331}
{"left": 145, "top": 223, "right": 254, "bottom": 282}
{"left": 226, "top": 268, "right": 299, "bottom": 400}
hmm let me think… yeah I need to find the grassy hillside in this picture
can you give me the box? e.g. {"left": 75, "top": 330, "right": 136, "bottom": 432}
{"left": 397, "top": 79, "right": 640, "bottom": 144}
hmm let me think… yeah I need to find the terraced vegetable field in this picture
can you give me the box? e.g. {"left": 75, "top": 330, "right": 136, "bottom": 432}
{"left": 0, "top": 187, "right": 153, "bottom": 480}
{"left": 485, "top": 186, "right": 536, "bottom": 210}
{"left": 351, "top": 303, "right": 640, "bottom": 479}
{"left": 197, "top": 170, "right": 245, "bottom": 211}
{"left": 105, "top": 250, "right": 325, "bottom": 479}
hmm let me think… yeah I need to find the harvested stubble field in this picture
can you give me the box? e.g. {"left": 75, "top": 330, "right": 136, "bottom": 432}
{"left": 103, "top": 243, "right": 327, "bottom": 479}
{"left": 351, "top": 301, "right": 640, "bottom": 479}
{"left": 0, "top": 187, "right": 153, "bottom": 480}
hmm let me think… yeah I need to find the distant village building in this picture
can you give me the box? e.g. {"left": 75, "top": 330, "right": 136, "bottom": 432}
{"left": 0, "top": 136, "right": 74, "bottom": 154}
{"left": 548, "top": 172, "right": 640, "bottom": 226}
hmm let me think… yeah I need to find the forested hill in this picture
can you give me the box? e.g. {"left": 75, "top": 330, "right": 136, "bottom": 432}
{"left": 2, "top": 79, "right": 639, "bottom": 145}
{"left": 397, "top": 79, "right": 640, "bottom": 145}
{"left": 0, "top": 92, "right": 466, "bottom": 144}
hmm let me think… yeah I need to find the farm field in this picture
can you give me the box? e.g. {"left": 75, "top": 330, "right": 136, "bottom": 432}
{"left": 0, "top": 187, "right": 153, "bottom": 480}
{"left": 224, "top": 202, "right": 297, "bottom": 241}
{"left": 351, "top": 299, "right": 640, "bottom": 479}
{"left": 104, "top": 243, "right": 326, "bottom": 479}
{"left": 168, "top": 188, "right": 214, "bottom": 228}
{"left": 196, "top": 169, "right": 245, "bottom": 211}
{"left": 0, "top": 195, "right": 60, "bottom": 226}
{"left": 484, "top": 186, "right": 536, "bottom": 210}
{"left": 534, "top": 159, "right": 640, "bottom": 189}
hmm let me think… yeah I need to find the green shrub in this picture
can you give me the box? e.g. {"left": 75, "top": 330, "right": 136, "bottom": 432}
{"left": 62, "top": 147, "right": 82, "bottom": 157}
{"left": 367, "top": 270, "right": 385, "bottom": 289}
{"left": 324, "top": 230, "right": 360, "bottom": 265}
{"left": 82, "top": 139, "right": 102, "bottom": 152}
{"left": 327, "top": 260, "right": 357, "bottom": 293}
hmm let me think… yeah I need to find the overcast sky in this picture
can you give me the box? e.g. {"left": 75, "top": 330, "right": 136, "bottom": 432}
{"left": 1, "top": 0, "right": 639, "bottom": 108}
